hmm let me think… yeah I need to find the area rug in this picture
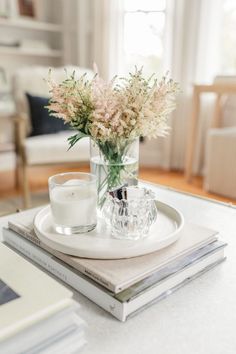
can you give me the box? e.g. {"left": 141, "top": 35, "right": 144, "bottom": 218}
{"left": 0, "top": 190, "right": 49, "bottom": 217}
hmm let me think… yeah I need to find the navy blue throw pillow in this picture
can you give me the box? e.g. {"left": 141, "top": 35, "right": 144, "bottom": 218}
{"left": 26, "top": 93, "right": 70, "bottom": 136}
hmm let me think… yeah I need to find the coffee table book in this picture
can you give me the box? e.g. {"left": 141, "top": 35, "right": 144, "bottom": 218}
{"left": 0, "top": 243, "right": 86, "bottom": 354}
{"left": 2, "top": 215, "right": 227, "bottom": 322}
{"left": 8, "top": 215, "right": 220, "bottom": 293}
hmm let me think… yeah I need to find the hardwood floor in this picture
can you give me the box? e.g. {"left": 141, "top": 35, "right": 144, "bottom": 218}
{"left": 0, "top": 164, "right": 235, "bottom": 205}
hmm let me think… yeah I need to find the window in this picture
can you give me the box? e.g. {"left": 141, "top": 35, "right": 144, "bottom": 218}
{"left": 122, "top": 0, "right": 167, "bottom": 76}
{"left": 220, "top": 0, "right": 236, "bottom": 74}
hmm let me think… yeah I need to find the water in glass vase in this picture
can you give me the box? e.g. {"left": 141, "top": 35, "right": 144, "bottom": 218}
{"left": 90, "top": 156, "right": 139, "bottom": 208}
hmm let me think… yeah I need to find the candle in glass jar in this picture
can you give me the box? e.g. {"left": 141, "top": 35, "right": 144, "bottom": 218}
{"left": 48, "top": 173, "right": 97, "bottom": 234}
{"left": 50, "top": 179, "right": 97, "bottom": 229}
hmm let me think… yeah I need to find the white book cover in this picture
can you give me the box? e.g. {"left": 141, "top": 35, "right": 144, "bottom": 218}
{"left": 0, "top": 242, "right": 74, "bottom": 342}
{"left": 1, "top": 305, "right": 85, "bottom": 354}
{"left": 8, "top": 209, "right": 219, "bottom": 293}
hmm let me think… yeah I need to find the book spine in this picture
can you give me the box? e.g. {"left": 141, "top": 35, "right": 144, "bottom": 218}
{"left": 3, "top": 229, "right": 126, "bottom": 322}
{"left": 8, "top": 222, "right": 116, "bottom": 292}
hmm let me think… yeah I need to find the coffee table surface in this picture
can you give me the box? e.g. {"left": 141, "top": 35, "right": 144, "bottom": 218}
{"left": 1, "top": 182, "right": 236, "bottom": 354}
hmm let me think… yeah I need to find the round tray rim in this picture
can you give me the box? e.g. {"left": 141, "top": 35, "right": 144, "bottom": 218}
{"left": 33, "top": 201, "right": 185, "bottom": 259}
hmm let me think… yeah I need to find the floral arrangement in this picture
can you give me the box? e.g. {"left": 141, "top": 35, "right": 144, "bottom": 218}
{"left": 47, "top": 67, "right": 179, "bottom": 144}
{"left": 47, "top": 67, "right": 179, "bottom": 206}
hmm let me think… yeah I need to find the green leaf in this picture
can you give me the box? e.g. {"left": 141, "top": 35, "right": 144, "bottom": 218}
{"left": 67, "top": 132, "right": 88, "bottom": 150}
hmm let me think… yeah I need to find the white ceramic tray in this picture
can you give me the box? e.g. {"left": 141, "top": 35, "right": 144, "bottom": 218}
{"left": 34, "top": 201, "right": 184, "bottom": 259}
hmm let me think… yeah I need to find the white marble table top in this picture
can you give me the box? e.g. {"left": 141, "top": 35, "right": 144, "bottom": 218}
{"left": 1, "top": 183, "right": 236, "bottom": 354}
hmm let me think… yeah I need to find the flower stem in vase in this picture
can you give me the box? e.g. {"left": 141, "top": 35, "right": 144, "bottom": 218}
{"left": 90, "top": 139, "right": 139, "bottom": 208}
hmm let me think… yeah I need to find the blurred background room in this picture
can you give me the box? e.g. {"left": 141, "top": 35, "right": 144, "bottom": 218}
{"left": 0, "top": 0, "right": 236, "bottom": 215}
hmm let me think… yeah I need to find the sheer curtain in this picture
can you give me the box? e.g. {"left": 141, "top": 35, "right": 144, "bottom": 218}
{"left": 76, "top": 0, "right": 123, "bottom": 79}
{"left": 91, "top": 0, "right": 123, "bottom": 80}
{"left": 168, "top": 0, "right": 222, "bottom": 173}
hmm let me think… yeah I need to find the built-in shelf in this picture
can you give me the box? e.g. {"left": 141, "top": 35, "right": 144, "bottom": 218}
{"left": 0, "top": 4, "right": 66, "bottom": 157}
{"left": 0, "top": 17, "right": 62, "bottom": 32}
{"left": 0, "top": 46, "right": 62, "bottom": 58}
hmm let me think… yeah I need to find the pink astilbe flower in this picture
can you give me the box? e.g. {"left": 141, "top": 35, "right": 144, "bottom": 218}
{"left": 46, "top": 71, "right": 94, "bottom": 132}
{"left": 89, "top": 76, "right": 120, "bottom": 142}
{"left": 138, "top": 76, "right": 179, "bottom": 138}
{"left": 46, "top": 67, "right": 180, "bottom": 146}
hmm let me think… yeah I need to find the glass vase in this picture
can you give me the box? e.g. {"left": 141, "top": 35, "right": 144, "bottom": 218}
{"left": 90, "top": 138, "right": 139, "bottom": 208}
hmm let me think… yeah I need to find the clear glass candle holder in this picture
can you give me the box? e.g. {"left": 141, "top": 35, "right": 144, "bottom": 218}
{"left": 103, "top": 186, "right": 157, "bottom": 240}
{"left": 48, "top": 172, "right": 97, "bottom": 235}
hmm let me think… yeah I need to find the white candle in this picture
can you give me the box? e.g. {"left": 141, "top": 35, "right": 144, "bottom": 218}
{"left": 50, "top": 179, "right": 97, "bottom": 227}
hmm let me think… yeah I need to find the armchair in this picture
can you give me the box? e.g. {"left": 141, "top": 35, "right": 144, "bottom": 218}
{"left": 185, "top": 76, "right": 236, "bottom": 199}
{"left": 185, "top": 78, "right": 236, "bottom": 182}
{"left": 13, "top": 66, "right": 93, "bottom": 208}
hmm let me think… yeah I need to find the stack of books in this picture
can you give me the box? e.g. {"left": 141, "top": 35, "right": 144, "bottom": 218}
{"left": 3, "top": 211, "right": 227, "bottom": 322}
{"left": 0, "top": 243, "right": 86, "bottom": 353}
